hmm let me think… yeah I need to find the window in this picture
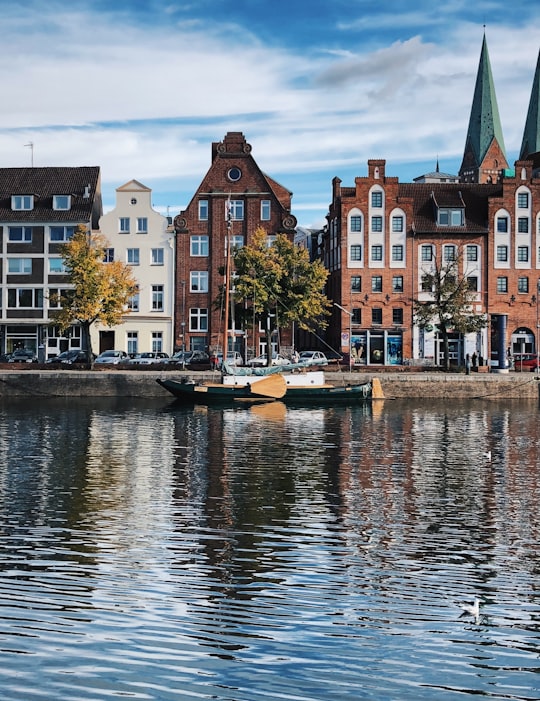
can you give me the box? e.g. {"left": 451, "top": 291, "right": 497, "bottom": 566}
{"left": 127, "top": 248, "right": 140, "bottom": 265}
{"left": 421, "top": 245, "right": 433, "bottom": 261}
{"left": 392, "top": 308, "right": 403, "bottom": 324}
{"left": 497, "top": 216, "right": 509, "bottom": 232}
{"left": 190, "top": 308, "right": 208, "bottom": 331}
{"left": 371, "top": 216, "right": 383, "bottom": 232}
{"left": 372, "top": 276, "right": 382, "bottom": 293}
{"left": 261, "top": 200, "right": 271, "bottom": 221}
{"left": 231, "top": 235, "right": 244, "bottom": 250}
{"left": 350, "top": 244, "right": 362, "bottom": 261}
{"left": 517, "top": 246, "right": 529, "bottom": 262}
{"left": 438, "top": 208, "right": 464, "bottom": 226}
{"left": 11, "top": 195, "right": 33, "bottom": 211}
{"left": 391, "top": 244, "right": 403, "bottom": 261}
{"left": 151, "top": 248, "right": 164, "bottom": 265}
{"left": 48, "top": 258, "right": 67, "bottom": 274}
{"left": 421, "top": 275, "right": 432, "bottom": 292}
{"left": 127, "top": 332, "right": 138, "bottom": 355}
{"left": 53, "top": 195, "right": 71, "bottom": 210}
{"left": 7, "top": 288, "right": 43, "bottom": 308}
{"left": 496, "top": 245, "right": 508, "bottom": 262}
{"left": 48, "top": 288, "right": 69, "bottom": 309}
{"left": 352, "top": 308, "right": 361, "bottom": 324}
{"left": 371, "top": 245, "right": 383, "bottom": 261}
{"left": 8, "top": 226, "right": 32, "bottom": 242}
{"left": 136, "top": 218, "right": 148, "bottom": 234}
{"left": 518, "top": 192, "right": 529, "bottom": 208}
{"left": 152, "top": 332, "right": 163, "bottom": 353}
{"left": 128, "top": 290, "right": 139, "bottom": 312}
{"left": 8, "top": 258, "right": 32, "bottom": 274}
{"left": 518, "top": 277, "right": 529, "bottom": 293}
{"left": 372, "top": 308, "right": 382, "bottom": 324}
{"left": 50, "top": 226, "right": 75, "bottom": 242}
{"left": 497, "top": 277, "right": 508, "bottom": 293}
{"left": 264, "top": 235, "right": 276, "bottom": 248}
{"left": 392, "top": 275, "right": 403, "bottom": 292}
{"left": 226, "top": 200, "right": 244, "bottom": 221}
{"left": 444, "top": 245, "right": 456, "bottom": 261}
{"left": 351, "top": 276, "right": 361, "bottom": 292}
{"left": 190, "top": 271, "right": 208, "bottom": 293}
{"left": 191, "top": 235, "right": 209, "bottom": 256}
{"left": 392, "top": 216, "right": 403, "bottom": 232}
{"left": 467, "top": 245, "right": 478, "bottom": 262}
{"left": 119, "top": 217, "right": 130, "bottom": 233}
{"left": 199, "top": 200, "right": 208, "bottom": 221}
{"left": 350, "top": 215, "right": 362, "bottom": 232}
{"left": 467, "top": 276, "right": 478, "bottom": 291}
{"left": 371, "top": 191, "right": 383, "bottom": 208}
{"left": 152, "top": 285, "right": 164, "bottom": 311}
{"left": 103, "top": 248, "right": 114, "bottom": 263}
{"left": 518, "top": 217, "right": 529, "bottom": 233}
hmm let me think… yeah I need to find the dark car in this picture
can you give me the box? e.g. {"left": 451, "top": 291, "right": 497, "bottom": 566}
{"left": 513, "top": 353, "right": 539, "bottom": 371}
{"left": 168, "top": 350, "right": 210, "bottom": 367}
{"left": 46, "top": 349, "right": 94, "bottom": 364}
{"left": 8, "top": 349, "right": 37, "bottom": 363}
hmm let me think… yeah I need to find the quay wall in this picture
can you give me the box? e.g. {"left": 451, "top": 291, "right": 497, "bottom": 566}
{"left": 0, "top": 369, "right": 538, "bottom": 400}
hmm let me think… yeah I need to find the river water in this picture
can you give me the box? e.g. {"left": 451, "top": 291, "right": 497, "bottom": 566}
{"left": 0, "top": 395, "right": 539, "bottom": 701}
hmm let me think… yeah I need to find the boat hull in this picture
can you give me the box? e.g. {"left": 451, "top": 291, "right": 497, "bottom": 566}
{"left": 156, "top": 376, "right": 286, "bottom": 405}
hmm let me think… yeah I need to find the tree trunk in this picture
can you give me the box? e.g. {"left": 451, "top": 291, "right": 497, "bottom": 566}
{"left": 82, "top": 322, "right": 93, "bottom": 369}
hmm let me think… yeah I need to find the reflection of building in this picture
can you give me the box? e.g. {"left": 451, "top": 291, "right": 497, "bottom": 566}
{"left": 0, "top": 166, "right": 101, "bottom": 358}
{"left": 97, "top": 180, "right": 174, "bottom": 355}
{"left": 173, "top": 132, "right": 297, "bottom": 360}
{"left": 323, "top": 38, "right": 540, "bottom": 369}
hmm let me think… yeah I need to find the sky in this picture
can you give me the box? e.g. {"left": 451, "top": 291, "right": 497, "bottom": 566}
{"left": 0, "top": 0, "right": 539, "bottom": 229}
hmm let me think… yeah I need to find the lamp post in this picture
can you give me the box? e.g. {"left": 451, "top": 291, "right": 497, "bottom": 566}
{"left": 334, "top": 302, "right": 353, "bottom": 370}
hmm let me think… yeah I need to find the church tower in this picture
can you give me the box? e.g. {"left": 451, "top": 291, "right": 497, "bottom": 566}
{"left": 459, "top": 35, "right": 508, "bottom": 183}
{"left": 519, "top": 49, "right": 540, "bottom": 170}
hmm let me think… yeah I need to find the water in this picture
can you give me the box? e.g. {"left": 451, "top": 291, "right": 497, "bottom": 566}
{"left": 0, "top": 395, "right": 539, "bottom": 701}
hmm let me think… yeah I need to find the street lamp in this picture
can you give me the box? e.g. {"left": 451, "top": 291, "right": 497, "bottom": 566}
{"left": 334, "top": 302, "right": 353, "bottom": 370}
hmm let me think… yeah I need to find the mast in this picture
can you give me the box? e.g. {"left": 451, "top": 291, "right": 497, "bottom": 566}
{"left": 223, "top": 197, "right": 232, "bottom": 360}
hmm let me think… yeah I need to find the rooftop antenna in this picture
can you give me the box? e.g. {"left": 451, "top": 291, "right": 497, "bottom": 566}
{"left": 24, "top": 142, "right": 34, "bottom": 167}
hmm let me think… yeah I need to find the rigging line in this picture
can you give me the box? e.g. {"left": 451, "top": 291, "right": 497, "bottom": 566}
{"left": 471, "top": 376, "right": 538, "bottom": 400}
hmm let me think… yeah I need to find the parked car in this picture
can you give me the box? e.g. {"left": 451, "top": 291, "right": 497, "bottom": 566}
{"left": 46, "top": 349, "right": 95, "bottom": 364}
{"left": 215, "top": 351, "right": 243, "bottom": 367}
{"left": 325, "top": 350, "right": 344, "bottom": 364}
{"left": 298, "top": 350, "right": 328, "bottom": 366}
{"left": 247, "top": 353, "right": 291, "bottom": 367}
{"left": 167, "top": 350, "right": 210, "bottom": 367}
{"left": 513, "top": 353, "right": 539, "bottom": 371}
{"left": 95, "top": 350, "right": 129, "bottom": 365}
{"left": 129, "top": 352, "right": 170, "bottom": 365}
{"left": 8, "top": 349, "right": 37, "bottom": 363}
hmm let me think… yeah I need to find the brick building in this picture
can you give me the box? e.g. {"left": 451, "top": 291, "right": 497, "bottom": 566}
{"left": 172, "top": 132, "right": 297, "bottom": 361}
{"left": 324, "top": 39, "right": 540, "bottom": 368}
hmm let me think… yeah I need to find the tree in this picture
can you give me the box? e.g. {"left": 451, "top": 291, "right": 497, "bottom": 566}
{"left": 50, "top": 227, "right": 138, "bottom": 366}
{"left": 413, "top": 249, "right": 487, "bottom": 371}
{"left": 229, "top": 227, "right": 331, "bottom": 366}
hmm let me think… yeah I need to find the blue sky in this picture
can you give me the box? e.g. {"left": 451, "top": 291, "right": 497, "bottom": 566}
{"left": 0, "top": 0, "right": 539, "bottom": 228}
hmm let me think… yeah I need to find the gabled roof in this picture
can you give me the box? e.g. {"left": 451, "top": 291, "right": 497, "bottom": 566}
{"left": 460, "top": 35, "right": 507, "bottom": 171}
{"left": 398, "top": 182, "right": 502, "bottom": 234}
{"left": 520, "top": 49, "right": 540, "bottom": 160}
{"left": 0, "top": 166, "right": 101, "bottom": 225}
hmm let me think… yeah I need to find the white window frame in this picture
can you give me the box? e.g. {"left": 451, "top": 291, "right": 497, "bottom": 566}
{"left": 8, "top": 258, "right": 32, "bottom": 274}
{"left": 152, "top": 284, "right": 164, "bottom": 311}
{"left": 191, "top": 235, "right": 209, "bottom": 256}
{"left": 151, "top": 248, "right": 164, "bottom": 265}
{"left": 127, "top": 248, "right": 140, "bottom": 265}
{"left": 48, "top": 258, "right": 67, "bottom": 274}
{"left": 128, "top": 291, "right": 140, "bottom": 312}
{"left": 8, "top": 226, "right": 32, "bottom": 242}
{"left": 152, "top": 332, "right": 163, "bottom": 353}
{"left": 136, "top": 217, "right": 148, "bottom": 234}
{"left": 53, "top": 195, "right": 71, "bottom": 211}
{"left": 127, "top": 331, "right": 138, "bottom": 355}
{"left": 226, "top": 200, "right": 244, "bottom": 221}
{"left": 189, "top": 307, "right": 208, "bottom": 331}
{"left": 199, "top": 200, "right": 209, "bottom": 221}
{"left": 119, "top": 217, "right": 130, "bottom": 234}
{"left": 190, "top": 271, "right": 209, "bottom": 293}
{"left": 7, "top": 288, "right": 43, "bottom": 308}
{"left": 11, "top": 195, "right": 33, "bottom": 211}
{"left": 50, "top": 226, "right": 75, "bottom": 242}
{"left": 261, "top": 200, "right": 271, "bottom": 221}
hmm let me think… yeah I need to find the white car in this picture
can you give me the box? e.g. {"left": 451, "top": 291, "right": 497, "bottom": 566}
{"left": 129, "top": 352, "right": 169, "bottom": 365}
{"left": 95, "top": 350, "right": 129, "bottom": 365}
{"left": 298, "top": 350, "right": 328, "bottom": 366}
{"left": 215, "top": 351, "right": 243, "bottom": 367}
{"left": 247, "top": 353, "right": 291, "bottom": 367}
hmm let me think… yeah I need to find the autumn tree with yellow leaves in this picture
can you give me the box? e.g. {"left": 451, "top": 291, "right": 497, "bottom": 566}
{"left": 50, "top": 227, "right": 138, "bottom": 366}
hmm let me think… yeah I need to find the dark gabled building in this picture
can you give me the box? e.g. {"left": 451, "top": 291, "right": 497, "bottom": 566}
{"left": 173, "top": 132, "right": 297, "bottom": 360}
{"left": 0, "top": 166, "right": 102, "bottom": 359}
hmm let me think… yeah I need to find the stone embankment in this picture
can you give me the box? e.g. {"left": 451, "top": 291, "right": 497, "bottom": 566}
{"left": 0, "top": 368, "right": 538, "bottom": 400}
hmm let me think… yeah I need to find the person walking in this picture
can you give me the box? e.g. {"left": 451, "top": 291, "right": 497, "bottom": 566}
{"left": 465, "top": 353, "right": 471, "bottom": 375}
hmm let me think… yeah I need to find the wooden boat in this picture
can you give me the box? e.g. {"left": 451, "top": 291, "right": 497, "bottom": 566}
{"left": 156, "top": 372, "right": 287, "bottom": 405}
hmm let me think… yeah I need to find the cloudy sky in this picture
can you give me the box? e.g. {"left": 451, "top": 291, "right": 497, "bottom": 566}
{"left": 1, "top": 0, "right": 539, "bottom": 228}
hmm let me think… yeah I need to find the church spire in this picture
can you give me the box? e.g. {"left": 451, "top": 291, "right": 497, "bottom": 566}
{"left": 459, "top": 34, "right": 508, "bottom": 183}
{"left": 519, "top": 49, "right": 540, "bottom": 166}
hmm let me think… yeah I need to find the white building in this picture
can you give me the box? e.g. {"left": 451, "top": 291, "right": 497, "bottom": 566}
{"left": 96, "top": 180, "right": 174, "bottom": 356}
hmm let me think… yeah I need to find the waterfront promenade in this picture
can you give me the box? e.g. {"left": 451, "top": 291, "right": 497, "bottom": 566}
{"left": 0, "top": 368, "right": 538, "bottom": 400}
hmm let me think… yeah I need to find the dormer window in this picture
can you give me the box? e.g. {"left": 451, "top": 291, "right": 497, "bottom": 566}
{"left": 12, "top": 195, "right": 34, "bottom": 211}
{"left": 437, "top": 208, "right": 464, "bottom": 226}
{"left": 53, "top": 195, "right": 71, "bottom": 211}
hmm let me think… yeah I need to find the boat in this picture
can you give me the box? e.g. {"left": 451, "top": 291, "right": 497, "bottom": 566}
{"left": 156, "top": 372, "right": 287, "bottom": 405}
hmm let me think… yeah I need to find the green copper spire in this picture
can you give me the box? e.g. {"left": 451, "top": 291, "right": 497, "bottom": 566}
{"left": 460, "top": 35, "right": 507, "bottom": 174}
{"left": 520, "top": 49, "right": 540, "bottom": 160}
